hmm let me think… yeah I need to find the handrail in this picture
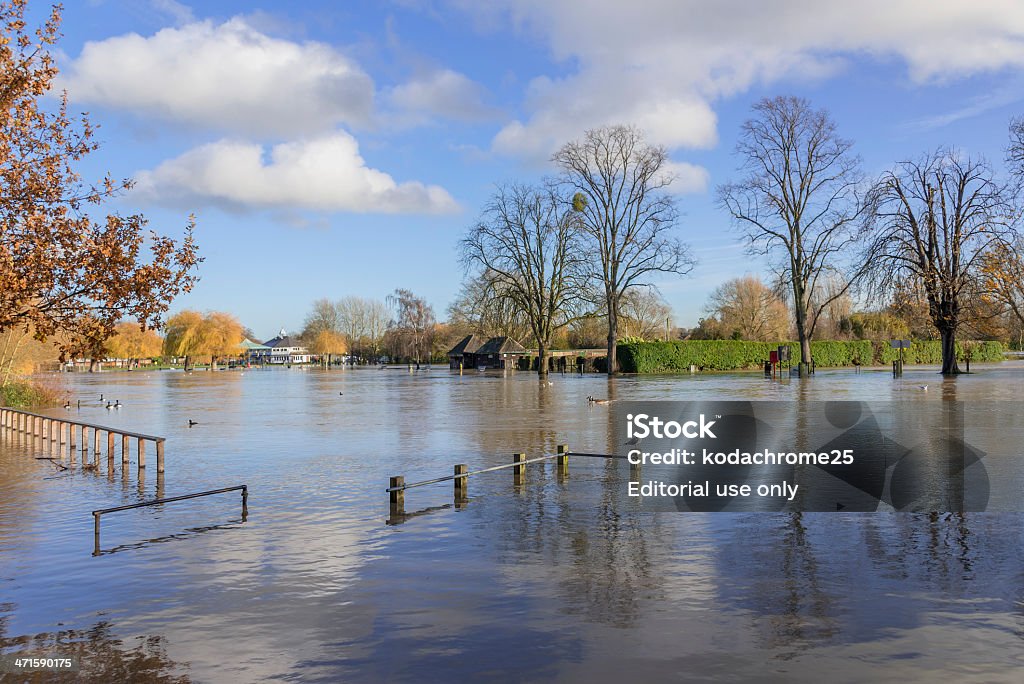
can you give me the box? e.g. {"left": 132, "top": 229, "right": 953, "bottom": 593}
{"left": 92, "top": 485, "right": 248, "bottom": 555}
{"left": 386, "top": 455, "right": 557, "bottom": 492}
{"left": 0, "top": 406, "right": 164, "bottom": 442}
{"left": 92, "top": 485, "right": 247, "bottom": 516}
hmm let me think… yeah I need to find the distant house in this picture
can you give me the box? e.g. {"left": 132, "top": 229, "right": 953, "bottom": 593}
{"left": 261, "top": 328, "right": 312, "bottom": 364}
{"left": 447, "top": 335, "right": 527, "bottom": 370}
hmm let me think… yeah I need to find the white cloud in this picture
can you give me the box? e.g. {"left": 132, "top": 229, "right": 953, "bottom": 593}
{"left": 662, "top": 160, "right": 710, "bottom": 195}
{"left": 387, "top": 69, "right": 498, "bottom": 123}
{"left": 132, "top": 132, "right": 459, "bottom": 214}
{"left": 149, "top": 0, "right": 194, "bottom": 25}
{"left": 453, "top": 0, "right": 1024, "bottom": 159}
{"left": 59, "top": 17, "right": 374, "bottom": 136}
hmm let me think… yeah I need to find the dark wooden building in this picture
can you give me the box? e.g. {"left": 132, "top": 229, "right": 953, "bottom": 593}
{"left": 448, "top": 335, "right": 527, "bottom": 370}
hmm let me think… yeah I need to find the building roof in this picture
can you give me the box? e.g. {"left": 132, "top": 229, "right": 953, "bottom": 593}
{"left": 240, "top": 338, "right": 271, "bottom": 350}
{"left": 475, "top": 336, "right": 527, "bottom": 355}
{"left": 263, "top": 334, "right": 306, "bottom": 349}
{"left": 447, "top": 334, "right": 486, "bottom": 356}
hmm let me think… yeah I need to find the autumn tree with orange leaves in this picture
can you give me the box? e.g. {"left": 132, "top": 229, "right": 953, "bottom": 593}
{"left": 0, "top": 1, "right": 201, "bottom": 368}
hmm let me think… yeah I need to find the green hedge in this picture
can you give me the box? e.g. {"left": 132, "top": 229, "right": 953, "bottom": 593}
{"left": 617, "top": 339, "right": 1004, "bottom": 373}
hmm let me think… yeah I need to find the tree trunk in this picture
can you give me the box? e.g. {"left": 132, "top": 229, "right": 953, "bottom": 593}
{"left": 940, "top": 327, "right": 961, "bottom": 375}
{"left": 606, "top": 301, "right": 618, "bottom": 375}
{"left": 184, "top": 355, "right": 192, "bottom": 372}
{"left": 793, "top": 291, "right": 813, "bottom": 366}
{"left": 538, "top": 343, "right": 548, "bottom": 377}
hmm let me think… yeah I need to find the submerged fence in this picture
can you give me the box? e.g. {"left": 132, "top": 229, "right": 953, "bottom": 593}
{"left": 386, "top": 445, "right": 628, "bottom": 519}
{"left": 0, "top": 407, "right": 165, "bottom": 475}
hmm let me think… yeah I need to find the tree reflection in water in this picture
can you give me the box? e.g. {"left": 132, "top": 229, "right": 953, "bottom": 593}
{"left": 0, "top": 610, "right": 190, "bottom": 683}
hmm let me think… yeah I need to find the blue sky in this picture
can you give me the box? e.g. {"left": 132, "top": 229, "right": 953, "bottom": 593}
{"left": 36, "top": 0, "right": 1024, "bottom": 340}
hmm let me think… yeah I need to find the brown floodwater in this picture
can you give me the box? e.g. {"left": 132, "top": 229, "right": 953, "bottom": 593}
{"left": 1, "top": 364, "right": 1023, "bottom": 682}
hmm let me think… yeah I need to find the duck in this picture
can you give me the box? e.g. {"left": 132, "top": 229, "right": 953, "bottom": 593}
{"left": 188, "top": 419, "right": 198, "bottom": 427}
{"left": 917, "top": 385, "right": 928, "bottom": 391}
{"left": 113, "top": 400, "right": 122, "bottom": 409}
{"left": 105, "top": 402, "right": 113, "bottom": 410}
{"left": 587, "top": 396, "right": 611, "bottom": 405}
{"left": 63, "top": 401, "right": 71, "bottom": 410}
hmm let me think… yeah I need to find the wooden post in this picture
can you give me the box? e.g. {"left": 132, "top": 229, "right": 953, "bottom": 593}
{"left": 557, "top": 444, "right": 569, "bottom": 476}
{"left": 107, "top": 431, "right": 115, "bottom": 462}
{"left": 69, "top": 421, "right": 75, "bottom": 449}
{"left": 138, "top": 438, "right": 146, "bottom": 468}
{"left": 93, "top": 428, "right": 100, "bottom": 461}
{"left": 389, "top": 476, "right": 405, "bottom": 513}
{"left": 93, "top": 513, "right": 101, "bottom": 556}
{"left": 156, "top": 440, "right": 165, "bottom": 473}
{"left": 58, "top": 421, "right": 66, "bottom": 445}
{"left": 513, "top": 452, "right": 526, "bottom": 484}
{"left": 122, "top": 434, "right": 130, "bottom": 468}
{"left": 241, "top": 485, "right": 248, "bottom": 519}
{"left": 454, "top": 464, "right": 468, "bottom": 500}
{"left": 81, "top": 426, "right": 88, "bottom": 454}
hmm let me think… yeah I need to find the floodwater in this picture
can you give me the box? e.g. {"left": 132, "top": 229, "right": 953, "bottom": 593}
{"left": 1, "top": 364, "right": 1023, "bottom": 682}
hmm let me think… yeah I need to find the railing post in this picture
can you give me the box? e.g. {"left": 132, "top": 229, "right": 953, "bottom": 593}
{"left": 122, "top": 434, "right": 129, "bottom": 469}
{"left": 138, "top": 438, "right": 146, "bottom": 469}
{"left": 241, "top": 485, "right": 248, "bottom": 519}
{"left": 69, "top": 421, "right": 76, "bottom": 449}
{"left": 454, "top": 464, "right": 468, "bottom": 501}
{"left": 107, "top": 431, "right": 115, "bottom": 463}
{"left": 93, "top": 512, "right": 101, "bottom": 556}
{"left": 513, "top": 452, "right": 526, "bottom": 484}
{"left": 93, "top": 428, "right": 100, "bottom": 461}
{"left": 389, "top": 476, "right": 405, "bottom": 514}
{"left": 156, "top": 440, "right": 164, "bottom": 473}
{"left": 557, "top": 444, "right": 569, "bottom": 476}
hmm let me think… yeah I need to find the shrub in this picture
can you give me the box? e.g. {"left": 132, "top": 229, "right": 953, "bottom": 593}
{"left": 0, "top": 378, "right": 63, "bottom": 408}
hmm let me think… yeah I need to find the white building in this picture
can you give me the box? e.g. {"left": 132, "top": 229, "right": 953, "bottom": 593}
{"left": 261, "top": 328, "right": 312, "bottom": 364}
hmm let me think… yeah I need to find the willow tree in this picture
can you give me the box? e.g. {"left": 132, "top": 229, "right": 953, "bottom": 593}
{"left": 864, "top": 150, "right": 1016, "bottom": 374}
{"left": 462, "top": 183, "right": 588, "bottom": 376}
{"left": 163, "top": 310, "right": 204, "bottom": 371}
{"left": 105, "top": 322, "right": 163, "bottom": 368}
{"left": 718, "top": 96, "right": 865, "bottom": 373}
{"left": 0, "top": 1, "right": 200, "bottom": 359}
{"left": 553, "top": 125, "right": 693, "bottom": 374}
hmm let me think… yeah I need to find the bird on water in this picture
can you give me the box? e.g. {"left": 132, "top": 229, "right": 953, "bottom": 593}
{"left": 188, "top": 419, "right": 198, "bottom": 427}
{"left": 587, "top": 396, "right": 610, "bottom": 405}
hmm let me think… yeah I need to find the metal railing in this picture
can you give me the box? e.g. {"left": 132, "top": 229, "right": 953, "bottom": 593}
{"left": 0, "top": 406, "right": 165, "bottom": 474}
{"left": 387, "top": 446, "right": 628, "bottom": 516}
{"left": 92, "top": 485, "right": 248, "bottom": 555}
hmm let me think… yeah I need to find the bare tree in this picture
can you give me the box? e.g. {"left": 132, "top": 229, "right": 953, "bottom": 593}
{"left": 980, "top": 237, "right": 1024, "bottom": 344}
{"left": 864, "top": 149, "right": 1016, "bottom": 374}
{"left": 553, "top": 125, "right": 694, "bottom": 374}
{"left": 1009, "top": 117, "right": 1024, "bottom": 183}
{"left": 462, "top": 184, "right": 588, "bottom": 376}
{"left": 387, "top": 289, "right": 435, "bottom": 364}
{"left": 718, "top": 96, "right": 865, "bottom": 372}
{"left": 706, "top": 275, "right": 791, "bottom": 341}
{"left": 619, "top": 287, "right": 675, "bottom": 340}
{"left": 302, "top": 299, "right": 342, "bottom": 337}
{"left": 447, "top": 271, "right": 534, "bottom": 342}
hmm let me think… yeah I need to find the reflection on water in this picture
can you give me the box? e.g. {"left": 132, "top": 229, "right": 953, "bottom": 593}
{"left": 0, "top": 364, "right": 1023, "bottom": 682}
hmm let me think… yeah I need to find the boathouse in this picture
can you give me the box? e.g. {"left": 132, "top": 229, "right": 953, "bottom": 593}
{"left": 447, "top": 335, "right": 527, "bottom": 370}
